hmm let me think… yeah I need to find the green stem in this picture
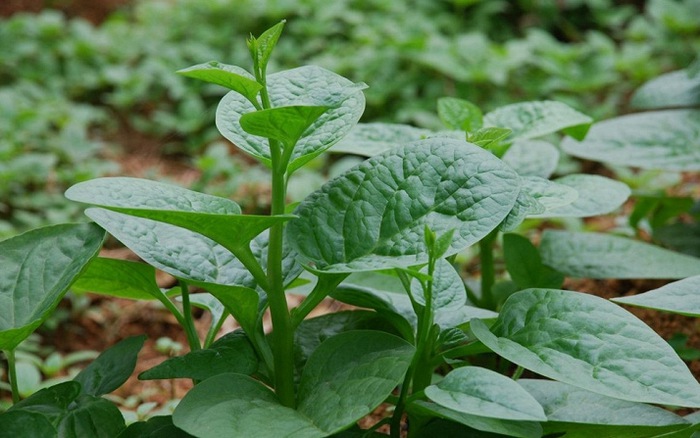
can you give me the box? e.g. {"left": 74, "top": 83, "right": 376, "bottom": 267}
{"left": 179, "top": 281, "right": 201, "bottom": 352}
{"left": 203, "top": 311, "right": 228, "bottom": 349}
{"left": 291, "top": 274, "right": 347, "bottom": 328}
{"left": 479, "top": 230, "right": 498, "bottom": 310}
{"left": 234, "top": 245, "right": 270, "bottom": 292}
{"left": 390, "top": 362, "right": 415, "bottom": 438}
{"left": 5, "top": 349, "right": 19, "bottom": 404}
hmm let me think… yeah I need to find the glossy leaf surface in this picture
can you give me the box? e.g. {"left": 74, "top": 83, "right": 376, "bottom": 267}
{"left": 74, "top": 335, "right": 146, "bottom": 397}
{"left": 72, "top": 258, "right": 161, "bottom": 300}
{"left": 239, "top": 105, "right": 329, "bottom": 148}
{"left": 177, "top": 61, "right": 261, "bottom": 105}
{"left": 472, "top": 289, "right": 700, "bottom": 407}
{"left": 0, "top": 223, "right": 105, "bottom": 350}
{"left": 287, "top": 138, "right": 520, "bottom": 272}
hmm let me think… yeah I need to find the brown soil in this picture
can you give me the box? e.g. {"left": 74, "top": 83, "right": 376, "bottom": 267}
{"left": 0, "top": 0, "right": 132, "bottom": 24}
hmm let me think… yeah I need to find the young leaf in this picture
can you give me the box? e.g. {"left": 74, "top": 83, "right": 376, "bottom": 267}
{"left": 612, "top": 275, "right": 700, "bottom": 317}
{"left": 177, "top": 61, "right": 262, "bottom": 106}
{"left": 519, "top": 379, "right": 689, "bottom": 438}
{"left": 437, "top": 97, "right": 483, "bottom": 131}
{"left": 471, "top": 289, "right": 700, "bottom": 407}
{"left": 239, "top": 105, "right": 329, "bottom": 148}
{"left": 248, "top": 20, "right": 285, "bottom": 78}
{"left": 527, "top": 174, "right": 630, "bottom": 218}
{"left": 468, "top": 127, "right": 512, "bottom": 156}
{"left": 296, "top": 330, "right": 414, "bottom": 434}
{"left": 503, "top": 233, "right": 564, "bottom": 290}
{"left": 501, "top": 140, "right": 559, "bottom": 179}
{"left": 630, "top": 68, "right": 700, "bottom": 110}
{"left": 71, "top": 257, "right": 162, "bottom": 301}
{"left": 330, "top": 122, "right": 432, "bottom": 157}
{"left": 139, "top": 332, "right": 257, "bottom": 381}
{"left": 0, "top": 223, "right": 105, "bottom": 350}
{"left": 74, "top": 335, "right": 146, "bottom": 397}
{"left": 408, "top": 401, "right": 543, "bottom": 438}
{"left": 409, "top": 258, "right": 466, "bottom": 311}
{"left": 483, "top": 101, "right": 593, "bottom": 141}
{"left": 425, "top": 366, "right": 546, "bottom": 421}
{"left": 562, "top": 110, "right": 700, "bottom": 171}
{"left": 217, "top": 66, "right": 366, "bottom": 172}
{"left": 287, "top": 138, "right": 520, "bottom": 272}
{"left": 173, "top": 373, "right": 326, "bottom": 438}
{"left": 540, "top": 230, "right": 700, "bottom": 279}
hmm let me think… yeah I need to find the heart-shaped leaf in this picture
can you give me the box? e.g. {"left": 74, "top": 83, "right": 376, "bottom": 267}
{"left": 631, "top": 69, "right": 700, "bottom": 110}
{"left": 217, "top": 66, "right": 366, "bottom": 172}
{"left": 72, "top": 258, "right": 162, "bottom": 300}
{"left": 519, "top": 379, "right": 689, "bottom": 438}
{"left": 483, "top": 101, "right": 592, "bottom": 141}
{"left": 612, "top": 275, "right": 700, "bottom": 317}
{"left": 0, "top": 223, "right": 105, "bottom": 350}
{"left": 540, "top": 230, "right": 700, "bottom": 279}
{"left": 287, "top": 138, "right": 521, "bottom": 272}
{"left": 502, "top": 140, "right": 559, "bottom": 179}
{"left": 472, "top": 288, "right": 700, "bottom": 407}
{"left": 74, "top": 335, "right": 146, "bottom": 397}
{"left": 139, "top": 331, "right": 257, "bottom": 381}
{"left": 296, "top": 330, "right": 414, "bottom": 434}
{"left": 425, "top": 366, "right": 546, "bottom": 421}
{"left": 177, "top": 61, "right": 261, "bottom": 105}
{"left": 330, "top": 122, "right": 432, "bottom": 157}
{"left": 562, "top": 110, "right": 700, "bottom": 171}
{"left": 527, "top": 174, "right": 630, "bottom": 218}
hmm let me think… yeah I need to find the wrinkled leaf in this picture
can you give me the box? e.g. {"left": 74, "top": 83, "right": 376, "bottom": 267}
{"left": 410, "top": 258, "right": 466, "bottom": 311}
{"left": 217, "top": 66, "right": 366, "bottom": 172}
{"left": 631, "top": 69, "right": 700, "bottom": 110}
{"left": 520, "top": 176, "right": 579, "bottom": 214}
{"left": 139, "top": 331, "right": 257, "bottom": 381}
{"left": 472, "top": 289, "right": 700, "bottom": 407}
{"left": 502, "top": 140, "right": 560, "bottom": 179}
{"left": 74, "top": 335, "right": 146, "bottom": 397}
{"left": 330, "top": 122, "right": 432, "bottom": 157}
{"left": 72, "top": 258, "right": 161, "bottom": 300}
{"left": 0, "top": 223, "right": 105, "bottom": 350}
{"left": 177, "top": 61, "right": 261, "bottom": 105}
{"left": 425, "top": 367, "right": 546, "bottom": 421}
{"left": 528, "top": 174, "right": 630, "bottom": 218}
{"left": 519, "top": 379, "right": 689, "bottom": 438}
{"left": 483, "top": 101, "right": 592, "bottom": 141}
{"left": 562, "top": 110, "right": 700, "bottom": 171}
{"left": 540, "top": 230, "right": 700, "bottom": 279}
{"left": 612, "top": 275, "right": 700, "bottom": 317}
{"left": 287, "top": 138, "right": 520, "bottom": 272}
{"left": 297, "top": 330, "right": 414, "bottom": 434}
{"left": 504, "top": 233, "right": 564, "bottom": 289}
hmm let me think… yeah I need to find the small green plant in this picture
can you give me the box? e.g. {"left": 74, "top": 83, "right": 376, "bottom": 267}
{"left": 4, "top": 22, "right": 700, "bottom": 437}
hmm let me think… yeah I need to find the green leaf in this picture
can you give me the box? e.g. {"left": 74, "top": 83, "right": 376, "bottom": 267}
{"left": 410, "top": 258, "right": 466, "bottom": 311}
{"left": 74, "top": 335, "right": 146, "bottom": 397}
{"left": 66, "top": 178, "right": 291, "bottom": 261}
{"left": 468, "top": 127, "right": 512, "bottom": 156}
{"left": 438, "top": 97, "right": 483, "bottom": 131}
{"left": 217, "top": 66, "right": 366, "bottom": 172}
{"left": 287, "top": 138, "right": 520, "bottom": 272}
{"left": 240, "top": 105, "right": 329, "bottom": 148}
{"left": 520, "top": 176, "right": 579, "bottom": 214}
{"left": 471, "top": 288, "right": 700, "bottom": 407}
{"left": 612, "top": 275, "right": 700, "bottom": 317}
{"left": 631, "top": 69, "right": 700, "bottom": 110}
{"left": 483, "top": 101, "right": 592, "bottom": 141}
{"left": 139, "top": 331, "right": 257, "bottom": 381}
{"left": 177, "top": 61, "right": 261, "bottom": 106}
{"left": 409, "top": 401, "right": 543, "bottom": 438}
{"left": 72, "top": 258, "right": 161, "bottom": 300}
{"left": 503, "top": 233, "right": 564, "bottom": 289}
{"left": 519, "top": 379, "right": 689, "bottom": 438}
{"left": 502, "top": 140, "right": 559, "bottom": 179}
{"left": 540, "top": 230, "right": 700, "bottom": 279}
{"left": 173, "top": 373, "right": 326, "bottom": 438}
{"left": 528, "top": 174, "right": 630, "bottom": 218}
{"left": 248, "top": 20, "right": 285, "bottom": 77}
{"left": 118, "top": 416, "right": 194, "bottom": 438}
{"left": 56, "top": 395, "right": 126, "bottom": 438}
{"left": 425, "top": 367, "right": 546, "bottom": 421}
{"left": 186, "top": 293, "right": 226, "bottom": 329}
{"left": 0, "top": 410, "right": 57, "bottom": 437}
{"left": 499, "top": 189, "right": 544, "bottom": 233}
{"left": 196, "top": 282, "right": 261, "bottom": 334}
{"left": 330, "top": 122, "right": 432, "bottom": 157}
{"left": 562, "top": 110, "right": 700, "bottom": 171}
{"left": 0, "top": 223, "right": 105, "bottom": 350}
{"left": 297, "top": 330, "right": 414, "bottom": 434}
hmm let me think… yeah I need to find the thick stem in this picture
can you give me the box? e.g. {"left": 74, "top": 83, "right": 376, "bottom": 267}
{"left": 479, "top": 230, "right": 498, "bottom": 310}
{"left": 179, "top": 281, "right": 201, "bottom": 352}
{"left": 5, "top": 349, "right": 19, "bottom": 404}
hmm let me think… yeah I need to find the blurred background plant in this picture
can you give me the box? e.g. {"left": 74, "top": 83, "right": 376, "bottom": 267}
{"left": 0, "top": 0, "right": 698, "bottom": 237}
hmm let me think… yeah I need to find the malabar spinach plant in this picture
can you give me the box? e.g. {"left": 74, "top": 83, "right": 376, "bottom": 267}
{"left": 4, "top": 21, "right": 700, "bottom": 438}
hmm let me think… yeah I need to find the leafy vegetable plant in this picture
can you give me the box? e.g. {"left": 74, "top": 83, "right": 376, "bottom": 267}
{"left": 4, "top": 21, "right": 700, "bottom": 438}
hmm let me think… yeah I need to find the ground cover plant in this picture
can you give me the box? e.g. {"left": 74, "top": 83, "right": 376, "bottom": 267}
{"left": 3, "top": 21, "right": 700, "bottom": 437}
